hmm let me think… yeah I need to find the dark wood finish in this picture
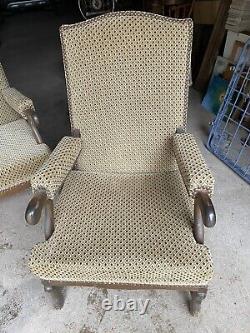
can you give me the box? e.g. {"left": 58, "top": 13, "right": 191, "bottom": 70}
{"left": 42, "top": 280, "right": 64, "bottom": 309}
{"left": 25, "top": 190, "right": 47, "bottom": 225}
{"left": 25, "top": 190, "right": 55, "bottom": 240}
{"left": 194, "top": 0, "right": 232, "bottom": 92}
{"left": 26, "top": 109, "right": 43, "bottom": 144}
{"left": 193, "top": 204, "right": 204, "bottom": 244}
{"left": 44, "top": 199, "right": 55, "bottom": 240}
{"left": 193, "top": 191, "right": 216, "bottom": 244}
{"left": 190, "top": 289, "right": 207, "bottom": 316}
{"left": 43, "top": 279, "right": 208, "bottom": 291}
{"left": 0, "top": 181, "right": 30, "bottom": 198}
{"left": 41, "top": 279, "right": 208, "bottom": 312}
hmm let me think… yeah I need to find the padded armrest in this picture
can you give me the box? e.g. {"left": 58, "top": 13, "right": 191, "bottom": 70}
{"left": 31, "top": 136, "right": 82, "bottom": 199}
{"left": 173, "top": 133, "right": 214, "bottom": 198}
{"left": 2, "top": 87, "right": 35, "bottom": 118}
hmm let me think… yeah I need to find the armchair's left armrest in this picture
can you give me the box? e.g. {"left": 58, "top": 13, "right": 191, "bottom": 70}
{"left": 31, "top": 136, "right": 82, "bottom": 200}
{"left": 26, "top": 136, "right": 81, "bottom": 234}
{"left": 173, "top": 133, "right": 215, "bottom": 198}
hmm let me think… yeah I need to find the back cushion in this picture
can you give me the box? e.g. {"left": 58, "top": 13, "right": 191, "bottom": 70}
{"left": 60, "top": 12, "right": 192, "bottom": 172}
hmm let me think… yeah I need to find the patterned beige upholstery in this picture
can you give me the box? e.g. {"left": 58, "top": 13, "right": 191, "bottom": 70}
{"left": 0, "top": 64, "right": 20, "bottom": 125}
{"left": 60, "top": 12, "right": 192, "bottom": 172}
{"left": 30, "top": 170, "right": 213, "bottom": 285}
{"left": 0, "top": 119, "right": 49, "bottom": 192}
{"left": 31, "top": 136, "right": 81, "bottom": 199}
{"left": 29, "top": 12, "right": 215, "bottom": 288}
{"left": 0, "top": 63, "right": 9, "bottom": 88}
{"left": 2, "top": 87, "right": 35, "bottom": 119}
{"left": 173, "top": 133, "right": 215, "bottom": 197}
{"left": 0, "top": 64, "right": 50, "bottom": 193}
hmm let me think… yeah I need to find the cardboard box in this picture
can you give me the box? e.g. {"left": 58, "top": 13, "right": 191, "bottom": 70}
{"left": 223, "top": 30, "right": 250, "bottom": 61}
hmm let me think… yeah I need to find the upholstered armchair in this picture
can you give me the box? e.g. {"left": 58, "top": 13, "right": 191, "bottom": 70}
{"left": 0, "top": 63, "right": 50, "bottom": 194}
{"left": 26, "top": 12, "right": 216, "bottom": 315}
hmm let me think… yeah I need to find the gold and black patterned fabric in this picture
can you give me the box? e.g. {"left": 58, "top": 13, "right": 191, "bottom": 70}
{"left": 29, "top": 12, "right": 215, "bottom": 287}
{"left": 0, "top": 63, "right": 50, "bottom": 193}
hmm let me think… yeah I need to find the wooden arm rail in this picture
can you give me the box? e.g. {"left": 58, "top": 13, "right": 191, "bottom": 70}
{"left": 25, "top": 190, "right": 54, "bottom": 240}
{"left": 193, "top": 191, "right": 216, "bottom": 244}
{"left": 26, "top": 109, "right": 43, "bottom": 144}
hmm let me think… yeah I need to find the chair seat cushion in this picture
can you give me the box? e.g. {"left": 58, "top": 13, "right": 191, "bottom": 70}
{"left": 29, "top": 170, "right": 213, "bottom": 287}
{"left": 0, "top": 119, "right": 50, "bottom": 192}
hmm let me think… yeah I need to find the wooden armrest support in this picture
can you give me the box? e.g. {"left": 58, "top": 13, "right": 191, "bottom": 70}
{"left": 25, "top": 190, "right": 54, "bottom": 240}
{"left": 25, "top": 190, "right": 47, "bottom": 225}
{"left": 26, "top": 109, "right": 43, "bottom": 144}
{"left": 193, "top": 191, "right": 216, "bottom": 244}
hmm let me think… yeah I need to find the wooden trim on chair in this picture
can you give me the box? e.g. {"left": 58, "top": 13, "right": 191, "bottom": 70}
{"left": 0, "top": 181, "right": 30, "bottom": 198}
{"left": 43, "top": 279, "right": 208, "bottom": 292}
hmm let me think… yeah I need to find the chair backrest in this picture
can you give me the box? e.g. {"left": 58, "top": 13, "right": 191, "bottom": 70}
{"left": 60, "top": 12, "right": 192, "bottom": 172}
{"left": 0, "top": 63, "right": 20, "bottom": 125}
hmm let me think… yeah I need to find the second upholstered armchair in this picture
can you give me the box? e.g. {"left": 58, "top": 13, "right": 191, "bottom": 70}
{"left": 0, "top": 63, "right": 50, "bottom": 194}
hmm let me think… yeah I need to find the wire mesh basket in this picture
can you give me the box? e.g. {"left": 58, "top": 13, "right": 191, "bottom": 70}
{"left": 207, "top": 40, "right": 250, "bottom": 184}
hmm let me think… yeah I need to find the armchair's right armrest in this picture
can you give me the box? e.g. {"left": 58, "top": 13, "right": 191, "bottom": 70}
{"left": 31, "top": 136, "right": 82, "bottom": 199}
{"left": 173, "top": 133, "right": 215, "bottom": 198}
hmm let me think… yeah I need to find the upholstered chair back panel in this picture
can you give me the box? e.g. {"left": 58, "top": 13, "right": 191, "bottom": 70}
{"left": 0, "top": 63, "right": 20, "bottom": 125}
{"left": 60, "top": 12, "right": 192, "bottom": 172}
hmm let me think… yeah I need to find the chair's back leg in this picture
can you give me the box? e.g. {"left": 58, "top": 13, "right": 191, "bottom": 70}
{"left": 42, "top": 280, "right": 65, "bottom": 309}
{"left": 189, "top": 289, "right": 207, "bottom": 316}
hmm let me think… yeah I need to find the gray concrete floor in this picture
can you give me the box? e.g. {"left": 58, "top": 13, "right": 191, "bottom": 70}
{"left": 0, "top": 89, "right": 250, "bottom": 333}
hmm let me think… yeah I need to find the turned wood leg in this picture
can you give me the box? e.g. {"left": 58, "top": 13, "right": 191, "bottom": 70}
{"left": 189, "top": 289, "right": 207, "bottom": 316}
{"left": 42, "top": 280, "right": 64, "bottom": 309}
